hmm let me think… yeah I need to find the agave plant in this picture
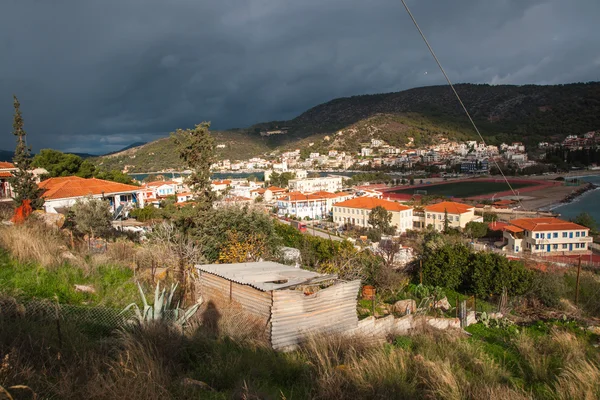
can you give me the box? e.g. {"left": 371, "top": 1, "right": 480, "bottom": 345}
{"left": 122, "top": 282, "right": 202, "bottom": 327}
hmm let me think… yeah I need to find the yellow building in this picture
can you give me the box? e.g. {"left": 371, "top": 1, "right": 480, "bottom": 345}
{"left": 333, "top": 197, "right": 413, "bottom": 233}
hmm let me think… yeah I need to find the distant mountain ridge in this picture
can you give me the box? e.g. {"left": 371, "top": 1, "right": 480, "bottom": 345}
{"left": 93, "top": 82, "right": 600, "bottom": 173}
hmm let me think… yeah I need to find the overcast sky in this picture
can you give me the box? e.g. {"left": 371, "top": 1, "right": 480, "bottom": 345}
{"left": 1, "top": 0, "right": 599, "bottom": 154}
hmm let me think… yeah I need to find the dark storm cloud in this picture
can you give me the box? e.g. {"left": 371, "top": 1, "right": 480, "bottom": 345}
{"left": 1, "top": 0, "right": 598, "bottom": 154}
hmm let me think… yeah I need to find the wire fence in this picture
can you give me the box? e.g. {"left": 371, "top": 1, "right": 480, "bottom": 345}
{"left": 0, "top": 297, "right": 135, "bottom": 336}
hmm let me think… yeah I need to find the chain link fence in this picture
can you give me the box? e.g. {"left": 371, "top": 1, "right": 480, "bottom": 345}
{"left": 0, "top": 297, "right": 135, "bottom": 336}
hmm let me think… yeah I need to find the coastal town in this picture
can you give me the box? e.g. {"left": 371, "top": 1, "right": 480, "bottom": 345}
{"left": 3, "top": 1, "right": 600, "bottom": 396}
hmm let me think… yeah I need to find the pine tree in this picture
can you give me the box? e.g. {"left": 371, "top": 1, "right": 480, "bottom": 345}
{"left": 8, "top": 95, "right": 44, "bottom": 209}
{"left": 172, "top": 122, "right": 215, "bottom": 211}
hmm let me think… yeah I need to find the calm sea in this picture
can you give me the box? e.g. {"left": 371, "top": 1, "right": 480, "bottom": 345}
{"left": 553, "top": 176, "right": 600, "bottom": 222}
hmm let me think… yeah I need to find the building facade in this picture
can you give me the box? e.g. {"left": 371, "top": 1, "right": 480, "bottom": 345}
{"left": 288, "top": 176, "right": 343, "bottom": 193}
{"left": 502, "top": 217, "right": 592, "bottom": 254}
{"left": 333, "top": 197, "right": 413, "bottom": 233}
{"left": 414, "top": 201, "right": 481, "bottom": 231}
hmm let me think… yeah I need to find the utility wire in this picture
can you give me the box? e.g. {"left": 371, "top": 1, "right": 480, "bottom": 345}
{"left": 400, "top": 0, "right": 523, "bottom": 208}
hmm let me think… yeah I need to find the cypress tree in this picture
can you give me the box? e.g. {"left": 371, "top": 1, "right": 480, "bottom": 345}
{"left": 8, "top": 95, "right": 44, "bottom": 209}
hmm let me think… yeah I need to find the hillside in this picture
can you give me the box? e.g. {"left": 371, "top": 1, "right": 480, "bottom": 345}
{"left": 94, "top": 130, "right": 271, "bottom": 173}
{"left": 93, "top": 82, "right": 600, "bottom": 172}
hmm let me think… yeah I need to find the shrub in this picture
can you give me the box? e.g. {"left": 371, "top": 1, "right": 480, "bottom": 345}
{"left": 530, "top": 271, "right": 567, "bottom": 308}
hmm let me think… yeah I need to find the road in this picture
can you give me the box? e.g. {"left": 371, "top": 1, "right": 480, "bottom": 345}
{"left": 277, "top": 218, "right": 345, "bottom": 241}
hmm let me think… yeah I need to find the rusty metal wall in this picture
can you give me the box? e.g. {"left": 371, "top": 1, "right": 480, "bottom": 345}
{"left": 198, "top": 272, "right": 272, "bottom": 322}
{"left": 270, "top": 280, "right": 361, "bottom": 350}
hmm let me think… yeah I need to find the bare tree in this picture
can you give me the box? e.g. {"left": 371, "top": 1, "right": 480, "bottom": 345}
{"left": 148, "top": 221, "right": 205, "bottom": 301}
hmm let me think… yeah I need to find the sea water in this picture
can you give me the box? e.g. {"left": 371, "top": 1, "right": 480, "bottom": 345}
{"left": 553, "top": 176, "right": 600, "bottom": 222}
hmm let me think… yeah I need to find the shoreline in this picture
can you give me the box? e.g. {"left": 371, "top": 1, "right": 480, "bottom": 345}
{"left": 538, "top": 183, "right": 599, "bottom": 212}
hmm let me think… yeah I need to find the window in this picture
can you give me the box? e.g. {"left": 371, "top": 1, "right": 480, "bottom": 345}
{"left": 576, "top": 232, "right": 580, "bottom": 237}
{"left": 581, "top": 231, "right": 586, "bottom": 237}
{"left": 563, "top": 232, "right": 568, "bottom": 238}
{"left": 553, "top": 233, "right": 558, "bottom": 238}
{"left": 547, "top": 233, "right": 551, "bottom": 239}
{"left": 535, "top": 233, "right": 539, "bottom": 239}
{"left": 553, "top": 244, "right": 558, "bottom": 250}
{"left": 455, "top": 216, "right": 459, "bottom": 221}
{"left": 562, "top": 244, "right": 568, "bottom": 249}
{"left": 581, "top": 244, "right": 586, "bottom": 250}
{"left": 427, "top": 214, "right": 431, "bottom": 219}
{"left": 575, "top": 243, "right": 580, "bottom": 249}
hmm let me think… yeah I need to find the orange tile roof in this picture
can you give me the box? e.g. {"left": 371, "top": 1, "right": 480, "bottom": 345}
{"left": 281, "top": 192, "right": 325, "bottom": 202}
{"left": 334, "top": 197, "right": 412, "bottom": 212}
{"left": 424, "top": 201, "right": 474, "bottom": 214}
{"left": 310, "top": 190, "right": 341, "bottom": 198}
{"left": 250, "top": 188, "right": 267, "bottom": 194}
{"left": 504, "top": 225, "right": 524, "bottom": 234}
{"left": 212, "top": 180, "right": 232, "bottom": 185}
{"left": 509, "top": 217, "right": 589, "bottom": 232}
{"left": 0, "top": 171, "right": 13, "bottom": 178}
{"left": 266, "top": 186, "right": 286, "bottom": 192}
{"left": 0, "top": 162, "right": 15, "bottom": 169}
{"left": 39, "top": 176, "right": 141, "bottom": 200}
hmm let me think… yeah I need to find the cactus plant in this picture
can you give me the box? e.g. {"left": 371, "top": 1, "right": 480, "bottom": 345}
{"left": 122, "top": 282, "right": 201, "bottom": 327}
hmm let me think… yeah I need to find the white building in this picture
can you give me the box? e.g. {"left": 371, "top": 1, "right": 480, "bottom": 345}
{"left": 333, "top": 197, "right": 414, "bottom": 233}
{"left": 361, "top": 148, "right": 373, "bottom": 157}
{"left": 38, "top": 176, "right": 144, "bottom": 216}
{"left": 413, "top": 201, "right": 482, "bottom": 231}
{"left": 502, "top": 217, "right": 592, "bottom": 254}
{"left": 288, "top": 176, "right": 343, "bottom": 193}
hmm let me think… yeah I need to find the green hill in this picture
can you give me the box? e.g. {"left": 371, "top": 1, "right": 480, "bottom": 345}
{"left": 93, "top": 82, "right": 600, "bottom": 172}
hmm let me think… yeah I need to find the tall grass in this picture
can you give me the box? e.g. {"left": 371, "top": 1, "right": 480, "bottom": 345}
{"left": 1, "top": 312, "right": 599, "bottom": 399}
{"left": 0, "top": 221, "right": 67, "bottom": 267}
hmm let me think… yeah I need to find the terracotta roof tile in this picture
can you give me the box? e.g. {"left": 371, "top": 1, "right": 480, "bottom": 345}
{"left": 509, "top": 217, "right": 589, "bottom": 232}
{"left": 0, "top": 172, "right": 13, "bottom": 178}
{"left": 334, "top": 197, "right": 412, "bottom": 212}
{"left": 0, "top": 162, "right": 15, "bottom": 169}
{"left": 424, "top": 201, "right": 474, "bottom": 214}
{"left": 39, "top": 176, "right": 141, "bottom": 200}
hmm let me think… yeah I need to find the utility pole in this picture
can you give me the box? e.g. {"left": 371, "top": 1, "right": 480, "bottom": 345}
{"left": 575, "top": 255, "right": 582, "bottom": 306}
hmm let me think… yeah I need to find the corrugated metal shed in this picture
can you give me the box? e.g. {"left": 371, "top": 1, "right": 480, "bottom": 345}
{"left": 196, "top": 262, "right": 361, "bottom": 350}
{"left": 271, "top": 280, "right": 361, "bottom": 350}
{"left": 197, "top": 261, "right": 336, "bottom": 291}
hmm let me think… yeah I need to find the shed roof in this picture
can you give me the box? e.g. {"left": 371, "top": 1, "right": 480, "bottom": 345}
{"left": 197, "top": 261, "right": 336, "bottom": 292}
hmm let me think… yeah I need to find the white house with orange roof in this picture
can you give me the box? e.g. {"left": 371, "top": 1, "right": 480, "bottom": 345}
{"left": 38, "top": 176, "right": 144, "bottom": 217}
{"left": 333, "top": 197, "right": 414, "bottom": 233}
{"left": 502, "top": 217, "right": 592, "bottom": 254}
{"left": 0, "top": 161, "right": 17, "bottom": 200}
{"left": 277, "top": 191, "right": 341, "bottom": 220}
{"left": 211, "top": 179, "right": 232, "bottom": 194}
{"left": 415, "top": 201, "right": 482, "bottom": 231}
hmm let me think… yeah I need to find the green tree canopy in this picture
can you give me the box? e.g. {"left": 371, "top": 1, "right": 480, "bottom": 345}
{"left": 465, "top": 221, "right": 488, "bottom": 239}
{"left": 173, "top": 122, "right": 215, "bottom": 212}
{"left": 71, "top": 197, "right": 113, "bottom": 238}
{"left": 571, "top": 212, "right": 598, "bottom": 235}
{"left": 32, "top": 149, "right": 96, "bottom": 178}
{"left": 368, "top": 206, "right": 394, "bottom": 235}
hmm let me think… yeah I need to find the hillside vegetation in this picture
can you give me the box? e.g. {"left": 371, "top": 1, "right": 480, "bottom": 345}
{"left": 93, "top": 82, "right": 600, "bottom": 172}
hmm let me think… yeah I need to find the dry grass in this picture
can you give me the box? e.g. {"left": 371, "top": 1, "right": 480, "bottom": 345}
{"left": 554, "top": 361, "right": 600, "bottom": 400}
{"left": 0, "top": 221, "right": 68, "bottom": 267}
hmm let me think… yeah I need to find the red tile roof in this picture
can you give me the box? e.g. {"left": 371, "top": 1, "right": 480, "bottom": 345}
{"left": 0, "top": 162, "right": 15, "bottom": 169}
{"left": 39, "top": 177, "right": 141, "bottom": 200}
{"left": 334, "top": 197, "right": 412, "bottom": 212}
{"left": 212, "top": 180, "right": 232, "bottom": 185}
{"left": 266, "top": 186, "right": 286, "bottom": 192}
{"left": 0, "top": 172, "right": 13, "bottom": 178}
{"left": 424, "top": 201, "right": 474, "bottom": 214}
{"left": 509, "top": 217, "right": 589, "bottom": 232}
{"left": 487, "top": 221, "right": 509, "bottom": 231}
